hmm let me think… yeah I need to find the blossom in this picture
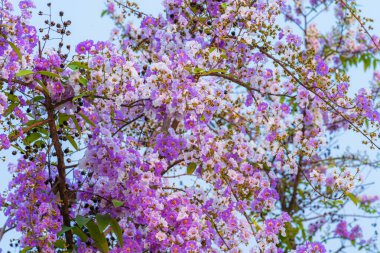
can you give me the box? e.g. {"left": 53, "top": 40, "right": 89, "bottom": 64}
{"left": 75, "top": 40, "right": 94, "bottom": 55}
{"left": 258, "top": 102, "right": 268, "bottom": 112}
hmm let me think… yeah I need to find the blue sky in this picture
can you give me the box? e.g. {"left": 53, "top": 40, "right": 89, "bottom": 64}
{"left": 1, "top": 0, "right": 380, "bottom": 252}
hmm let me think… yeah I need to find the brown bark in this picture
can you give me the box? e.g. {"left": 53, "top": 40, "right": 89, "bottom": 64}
{"left": 45, "top": 96, "right": 73, "bottom": 248}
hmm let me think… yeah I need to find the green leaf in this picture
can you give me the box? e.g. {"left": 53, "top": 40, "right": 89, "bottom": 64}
{"left": 203, "top": 69, "right": 227, "bottom": 75}
{"left": 66, "top": 134, "right": 79, "bottom": 151}
{"left": 16, "top": 70, "right": 34, "bottom": 77}
{"left": 101, "top": 9, "right": 107, "bottom": 17}
{"left": 347, "top": 193, "right": 359, "bottom": 206}
{"left": 95, "top": 214, "right": 111, "bottom": 232}
{"left": 364, "top": 119, "right": 369, "bottom": 129}
{"left": 4, "top": 102, "right": 18, "bottom": 117}
{"left": 110, "top": 218, "right": 123, "bottom": 246}
{"left": 193, "top": 67, "right": 204, "bottom": 74}
{"left": 57, "top": 225, "right": 72, "bottom": 237}
{"left": 209, "top": 47, "right": 217, "bottom": 53}
{"left": 38, "top": 71, "right": 60, "bottom": 79}
{"left": 71, "top": 115, "right": 82, "bottom": 134}
{"left": 33, "top": 95, "right": 45, "bottom": 103}
{"left": 187, "top": 162, "right": 197, "bottom": 175}
{"left": 72, "top": 226, "right": 89, "bottom": 242}
{"left": 76, "top": 215, "right": 91, "bottom": 228}
{"left": 12, "top": 144, "right": 25, "bottom": 153}
{"left": 221, "top": 3, "right": 227, "bottom": 9}
{"left": 24, "top": 132, "right": 41, "bottom": 145}
{"left": 364, "top": 57, "right": 371, "bottom": 71}
{"left": 79, "top": 76, "right": 88, "bottom": 86}
{"left": 20, "top": 246, "right": 32, "bottom": 253}
{"left": 73, "top": 91, "right": 91, "bottom": 102}
{"left": 7, "top": 93, "right": 18, "bottom": 102}
{"left": 25, "top": 119, "right": 44, "bottom": 126}
{"left": 8, "top": 40, "right": 22, "bottom": 60}
{"left": 86, "top": 221, "right": 109, "bottom": 253}
{"left": 35, "top": 79, "right": 50, "bottom": 94}
{"left": 58, "top": 113, "right": 70, "bottom": 126}
{"left": 78, "top": 113, "right": 96, "bottom": 127}
{"left": 54, "top": 239, "right": 66, "bottom": 249}
{"left": 112, "top": 199, "right": 124, "bottom": 207}
{"left": 67, "top": 61, "right": 90, "bottom": 70}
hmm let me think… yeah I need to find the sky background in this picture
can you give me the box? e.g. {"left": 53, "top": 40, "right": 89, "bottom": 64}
{"left": 1, "top": 0, "right": 380, "bottom": 252}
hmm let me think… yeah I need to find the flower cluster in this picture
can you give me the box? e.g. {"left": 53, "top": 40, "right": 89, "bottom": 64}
{"left": 0, "top": 0, "right": 379, "bottom": 252}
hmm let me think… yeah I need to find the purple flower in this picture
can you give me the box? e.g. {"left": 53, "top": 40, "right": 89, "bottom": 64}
{"left": 170, "top": 245, "right": 182, "bottom": 253}
{"left": 281, "top": 103, "right": 290, "bottom": 114}
{"left": 337, "top": 82, "right": 348, "bottom": 95}
{"left": 252, "top": 52, "right": 264, "bottom": 63}
{"left": 19, "top": 0, "right": 34, "bottom": 9}
{"left": 263, "top": 69, "right": 273, "bottom": 79}
{"left": 296, "top": 242, "right": 326, "bottom": 253}
{"left": 258, "top": 102, "right": 268, "bottom": 112}
{"left": 286, "top": 34, "right": 302, "bottom": 47}
{"left": 266, "top": 131, "right": 277, "bottom": 141}
{"left": 75, "top": 40, "right": 94, "bottom": 55}
{"left": 107, "top": 2, "right": 115, "bottom": 13}
{"left": 316, "top": 60, "right": 329, "bottom": 76}
{"left": 185, "top": 240, "right": 197, "bottom": 251}
{"left": 245, "top": 94, "right": 253, "bottom": 107}
{"left": 0, "top": 134, "right": 10, "bottom": 149}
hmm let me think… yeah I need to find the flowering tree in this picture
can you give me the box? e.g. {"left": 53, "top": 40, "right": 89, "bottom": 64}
{"left": 1, "top": 0, "right": 380, "bottom": 252}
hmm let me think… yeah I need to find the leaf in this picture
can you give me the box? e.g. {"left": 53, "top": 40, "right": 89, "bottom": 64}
{"left": 72, "top": 226, "right": 89, "bottom": 242}
{"left": 25, "top": 119, "right": 46, "bottom": 127}
{"left": 24, "top": 132, "right": 41, "bottom": 145}
{"left": 16, "top": 70, "right": 34, "bottom": 77}
{"left": 101, "top": 9, "right": 107, "bottom": 17}
{"left": 73, "top": 91, "right": 91, "bottom": 102}
{"left": 76, "top": 215, "right": 91, "bottom": 228}
{"left": 110, "top": 218, "right": 123, "bottom": 246}
{"left": 86, "top": 221, "right": 109, "bottom": 253}
{"left": 35, "top": 79, "right": 50, "bottom": 94}
{"left": 20, "top": 246, "right": 32, "bottom": 253}
{"left": 112, "top": 199, "right": 124, "bottom": 207}
{"left": 187, "top": 162, "right": 197, "bottom": 175}
{"left": 203, "top": 69, "right": 227, "bottom": 75}
{"left": 38, "top": 71, "right": 60, "bottom": 79}
{"left": 95, "top": 214, "right": 111, "bottom": 232}
{"left": 33, "top": 140, "right": 46, "bottom": 148}
{"left": 7, "top": 93, "right": 18, "bottom": 102}
{"left": 57, "top": 225, "right": 72, "bottom": 237}
{"left": 209, "top": 47, "right": 217, "bottom": 53}
{"left": 78, "top": 113, "right": 96, "bottom": 127}
{"left": 71, "top": 115, "right": 82, "bottom": 134}
{"left": 68, "top": 61, "right": 90, "bottom": 70}
{"left": 347, "top": 193, "right": 359, "bottom": 206}
{"left": 8, "top": 40, "right": 22, "bottom": 60}
{"left": 11, "top": 144, "right": 25, "bottom": 153}
{"left": 193, "top": 67, "right": 204, "bottom": 74}
{"left": 54, "top": 239, "right": 66, "bottom": 249}
{"left": 66, "top": 135, "right": 79, "bottom": 151}
{"left": 4, "top": 102, "right": 18, "bottom": 117}
{"left": 221, "top": 3, "right": 227, "bottom": 9}
{"left": 33, "top": 95, "right": 45, "bottom": 103}
{"left": 78, "top": 76, "right": 88, "bottom": 86}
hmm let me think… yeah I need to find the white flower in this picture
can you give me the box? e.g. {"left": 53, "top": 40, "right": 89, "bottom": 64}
{"left": 155, "top": 231, "right": 167, "bottom": 241}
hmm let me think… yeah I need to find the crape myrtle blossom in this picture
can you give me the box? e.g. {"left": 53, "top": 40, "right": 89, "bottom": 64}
{"left": 0, "top": 0, "right": 380, "bottom": 252}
